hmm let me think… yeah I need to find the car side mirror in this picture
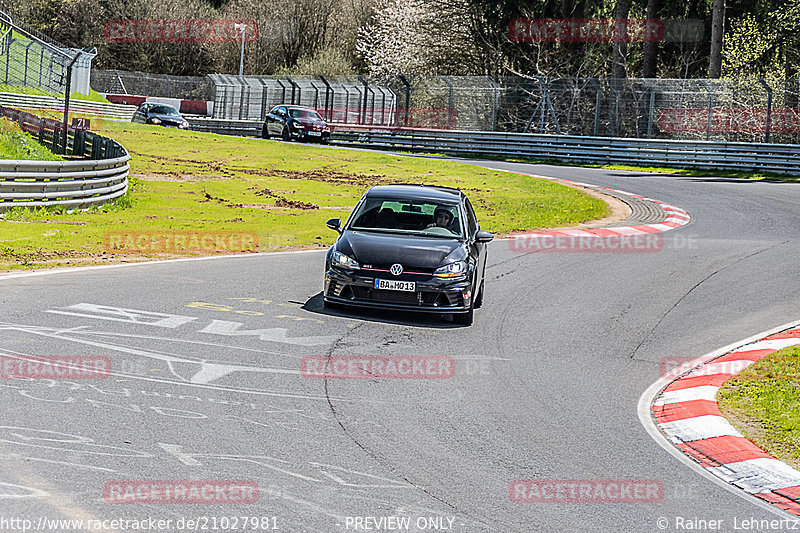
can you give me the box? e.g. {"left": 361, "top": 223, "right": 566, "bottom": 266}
{"left": 475, "top": 230, "right": 493, "bottom": 243}
{"left": 326, "top": 218, "right": 342, "bottom": 233}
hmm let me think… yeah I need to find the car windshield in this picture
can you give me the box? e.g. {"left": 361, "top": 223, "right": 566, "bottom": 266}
{"left": 349, "top": 197, "right": 463, "bottom": 238}
{"left": 289, "top": 109, "right": 321, "bottom": 120}
{"left": 150, "top": 105, "right": 180, "bottom": 116}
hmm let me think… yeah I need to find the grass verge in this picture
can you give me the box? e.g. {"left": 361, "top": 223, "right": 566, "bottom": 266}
{"left": 0, "top": 118, "right": 63, "bottom": 161}
{"left": 0, "top": 121, "right": 609, "bottom": 271}
{"left": 718, "top": 345, "right": 800, "bottom": 469}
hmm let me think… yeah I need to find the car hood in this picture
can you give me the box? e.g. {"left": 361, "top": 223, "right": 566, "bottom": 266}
{"left": 338, "top": 230, "right": 465, "bottom": 269}
{"left": 150, "top": 113, "right": 185, "bottom": 122}
{"left": 296, "top": 118, "right": 327, "bottom": 128}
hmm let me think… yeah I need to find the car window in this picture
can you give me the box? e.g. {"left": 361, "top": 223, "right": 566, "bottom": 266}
{"left": 149, "top": 105, "right": 180, "bottom": 116}
{"left": 277, "top": 107, "right": 287, "bottom": 116}
{"left": 465, "top": 198, "right": 478, "bottom": 236}
{"left": 349, "top": 197, "right": 463, "bottom": 238}
{"left": 289, "top": 109, "right": 321, "bottom": 120}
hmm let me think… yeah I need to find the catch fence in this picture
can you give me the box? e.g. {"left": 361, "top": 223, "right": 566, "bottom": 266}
{"left": 208, "top": 74, "right": 800, "bottom": 144}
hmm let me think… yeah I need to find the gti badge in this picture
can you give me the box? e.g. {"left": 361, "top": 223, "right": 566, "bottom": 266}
{"left": 390, "top": 263, "right": 403, "bottom": 276}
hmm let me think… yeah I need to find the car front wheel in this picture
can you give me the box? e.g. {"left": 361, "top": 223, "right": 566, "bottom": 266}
{"left": 281, "top": 127, "right": 290, "bottom": 141}
{"left": 473, "top": 279, "right": 484, "bottom": 309}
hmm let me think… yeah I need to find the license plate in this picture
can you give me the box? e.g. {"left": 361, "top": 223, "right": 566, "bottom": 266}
{"left": 374, "top": 279, "right": 415, "bottom": 291}
{"left": 308, "top": 131, "right": 322, "bottom": 136}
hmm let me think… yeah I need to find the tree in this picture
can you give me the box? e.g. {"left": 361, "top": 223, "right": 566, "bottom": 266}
{"left": 708, "top": 0, "right": 725, "bottom": 77}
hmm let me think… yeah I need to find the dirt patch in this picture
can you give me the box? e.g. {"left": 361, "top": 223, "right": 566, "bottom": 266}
{"left": 234, "top": 167, "right": 390, "bottom": 186}
{"left": 136, "top": 172, "right": 202, "bottom": 182}
{"left": 247, "top": 187, "right": 319, "bottom": 210}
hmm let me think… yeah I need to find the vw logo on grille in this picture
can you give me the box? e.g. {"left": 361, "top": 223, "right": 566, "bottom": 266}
{"left": 390, "top": 263, "right": 404, "bottom": 276}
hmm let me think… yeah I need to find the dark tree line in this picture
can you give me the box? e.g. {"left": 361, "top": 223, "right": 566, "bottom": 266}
{"left": 1, "top": 0, "right": 797, "bottom": 79}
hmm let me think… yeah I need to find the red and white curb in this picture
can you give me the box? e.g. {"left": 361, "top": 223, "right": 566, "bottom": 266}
{"left": 651, "top": 324, "right": 800, "bottom": 515}
{"left": 491, "top": 172, "right": 692, "bottom": 249}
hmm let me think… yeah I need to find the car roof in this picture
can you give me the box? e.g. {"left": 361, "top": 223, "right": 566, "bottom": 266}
{"left": 364, "top": 185, "right": 464, "bottom": 203}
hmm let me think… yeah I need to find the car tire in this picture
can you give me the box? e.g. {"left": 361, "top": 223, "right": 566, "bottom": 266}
{"left": 453, "top": 305, "right": 474, "bottom": 326}
{"left": 281, "top": 127, "right": 290, "bottom": 141}
{"left": 474, "top": 279, "right": 485, "bottom": 309}
{"left": 261, "top": 124, "right": 269, "bottom": 139}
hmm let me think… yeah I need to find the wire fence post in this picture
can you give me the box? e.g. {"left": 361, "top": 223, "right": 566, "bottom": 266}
{"left": 398, "top": 75, "right": 410, "bottom": 127}
{"left": 487, "top": 76, "right": 500, "bottom": 132}
{"left": 647, "top": 87, "right": 656, "bottom": 138}
{"left": 758, "top": 78, "right": 773, "bottom": 143}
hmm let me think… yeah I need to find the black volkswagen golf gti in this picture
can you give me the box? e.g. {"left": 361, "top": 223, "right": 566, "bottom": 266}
{"left": 323, "top": 185, "right": 493, "bottom": 326}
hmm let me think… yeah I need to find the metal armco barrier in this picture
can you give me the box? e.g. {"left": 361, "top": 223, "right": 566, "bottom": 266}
{"left": 330, "top": 126, "right": 800, "bottom": 175}
{"left": 1, "top": 106, "right": 130, "bottom": 212}
{"left": 188, "top": 118, "right": 260, "bottom": 137}
{"left": 0, "top": 155, "right": 130, "bottom": 211}
{"left": 0, "top": 92, "right": 138, "bottom": 120}
{"left": 187, "top": 117, "right": 800, "bottom": 174}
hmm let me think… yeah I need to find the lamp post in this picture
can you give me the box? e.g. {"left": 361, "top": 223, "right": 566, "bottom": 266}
{"left": 234, "top": 23, "right": 246, "bottom": 76}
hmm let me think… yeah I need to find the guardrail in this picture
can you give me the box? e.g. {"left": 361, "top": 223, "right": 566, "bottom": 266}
{"left": 187, "top": 118, "right": 800, "bottom": 174}
{"left": 1, "top": 106, "right": 130, "bottom": 212}
{"left": 188, "top": 117, "right": 260, "bottom": 137}
{"left": 331, "top": 126, "right": 800, "bottom": 174}
{"left": 0, "top": 92, "right": 138, "bottom": 119}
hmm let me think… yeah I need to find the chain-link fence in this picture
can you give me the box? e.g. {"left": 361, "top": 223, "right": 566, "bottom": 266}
{"left": 0, "top": 9, "right": 95, "bottom": 97}
{"left": 206, "top": 74, "right": 800, "bottom": 143}
{"left": 92, "top": 69, "right": 213, "bottom": 101}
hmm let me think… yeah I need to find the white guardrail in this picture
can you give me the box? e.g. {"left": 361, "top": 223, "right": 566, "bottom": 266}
{"left": 0, "top": 155, "right": 130, "bottom": 211}
{"left": 187, "top": 117, "right": 800, "bottom": 175}
{"left": 0, "top": 92, "right": 138, "bottom": 119}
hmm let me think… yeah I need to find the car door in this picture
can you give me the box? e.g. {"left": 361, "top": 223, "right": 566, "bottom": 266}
{"left": 463, "top": 198, "right": 486, "bottom": 293}
{"left": 265, "top": 106, "right": 278, "bottom": 136}
{"left": 272, "top": 107, "right": 287, "bottom": 136}
{"left": 132, "top": 104, "right": 146, "bottom": 123}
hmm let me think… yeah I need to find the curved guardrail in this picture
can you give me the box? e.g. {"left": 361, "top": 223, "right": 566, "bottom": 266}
{"left": 0, "top": 106, "right": 130, "bottom": 212}
{"left": 186, "top": 117, "right": 800, "bottom": 175}
{"left": 0, "top": 154, "right": 130, "bottom": 211}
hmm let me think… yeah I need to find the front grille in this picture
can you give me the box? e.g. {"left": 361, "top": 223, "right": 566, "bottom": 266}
{"left": 344, "top": 286, "right": 453, "bottom": 306}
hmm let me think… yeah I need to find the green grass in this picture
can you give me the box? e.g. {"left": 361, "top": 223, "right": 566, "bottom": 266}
{"left": 0, "top": 118, "right": 63, "bottom": 161}
{"left": 718, "top": 346, "right": 800, "bottom": 469}
{"left": 0, "top": 121, "right": 608, "bottom": 270}
{"left": 0, "top": 86, "right": 110, "bottom": 103}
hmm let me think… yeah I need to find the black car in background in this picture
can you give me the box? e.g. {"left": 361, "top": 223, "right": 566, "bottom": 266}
{"left": 262, "top": 105, "right": 330, "bottom": 143}
{"left": 323, "top": 185, "right": 493, "bottom": 326}
{"left": 131, "top": 103, "right": 189, "bottom": 129}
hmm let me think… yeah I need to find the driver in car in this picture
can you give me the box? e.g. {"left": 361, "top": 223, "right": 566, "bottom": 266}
{"left": 427, "top": 207, "right": 453, "bottom": 229}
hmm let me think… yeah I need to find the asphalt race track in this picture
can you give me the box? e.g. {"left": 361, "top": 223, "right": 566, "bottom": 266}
{"left": 2, "top": 157, "right": 800, "bottom": 533}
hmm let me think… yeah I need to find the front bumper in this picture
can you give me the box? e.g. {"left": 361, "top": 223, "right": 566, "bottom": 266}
{"left": 324, "top": 267, "right": 472, "bottom": 313}
{"left": 291, "top": 129, "right": 330, "bottom": 142}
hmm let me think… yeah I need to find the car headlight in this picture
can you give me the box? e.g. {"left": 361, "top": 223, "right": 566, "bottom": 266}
{"left": 179, "top": 122, "right": 189, "bottom": 129}
{"left": 434, "top": 261, "right": 467, "bottom": 278}
{"left": 149, "top": 117, "right": 161, "bottom": 124}
{"left": 332, "top": 251, "right": 359, "bottom": 269}
{"left": 291, "top": 122, "right": 305, "bottom": 129}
